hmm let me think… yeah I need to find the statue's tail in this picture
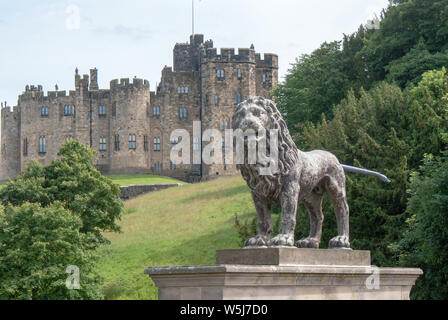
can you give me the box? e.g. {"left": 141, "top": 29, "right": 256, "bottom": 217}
{"left": 342, "top": 165, "right": 391, "bottom": 183}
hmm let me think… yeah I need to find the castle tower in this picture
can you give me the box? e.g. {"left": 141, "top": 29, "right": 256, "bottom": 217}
{"left": 1, "top": 105, "right": 21, "bottom": 179}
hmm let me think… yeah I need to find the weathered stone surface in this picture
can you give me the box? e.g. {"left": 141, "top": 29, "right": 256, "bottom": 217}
{"left": 145, "top": 263, "right": 423, "bottom": 300}
{"left": 216, "top": 248, "right": 371, "bottom": 266}
{"left": 119, "top": 183, "right": 182, "bottom": 200}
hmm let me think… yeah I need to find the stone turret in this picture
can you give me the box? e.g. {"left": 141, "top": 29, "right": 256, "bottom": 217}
{"left": 90, "top": 68, "right": 99, "bottom": 90}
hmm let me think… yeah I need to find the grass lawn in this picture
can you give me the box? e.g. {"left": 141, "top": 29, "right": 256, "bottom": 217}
{"left": 106, "top": 174, "right": 185, "bottom": 187}
{"left": 97, "top": 176, "right": 259, "bottom": 300}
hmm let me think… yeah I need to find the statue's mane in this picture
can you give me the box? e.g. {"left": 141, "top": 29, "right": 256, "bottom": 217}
{"left": 234, "top": 97, "right": 300, "bottom": 199}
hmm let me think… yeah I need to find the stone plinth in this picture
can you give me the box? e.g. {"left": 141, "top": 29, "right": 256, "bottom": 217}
{"left": 144, "top": 248, "right": 423, "bottom": 300}
{"left": 216, "top": 248, "right": 371, "bottom": 266}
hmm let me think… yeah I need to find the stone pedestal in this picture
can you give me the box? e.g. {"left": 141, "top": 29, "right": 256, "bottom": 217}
{"left": 144, "top": 248, "right": 422, "bottom": 300}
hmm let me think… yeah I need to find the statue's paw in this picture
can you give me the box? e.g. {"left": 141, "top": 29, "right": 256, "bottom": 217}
{"left": 244, "top": 235, "right": 269, "bottom": 248}
{"left": 329, "top": 235, "right": 350, "bottom": 249}
{"left": 269, "top": 234, "right": 294, "bottom": 247}
{"left": 295, "top": 237, "right": 320, "bottom": 249}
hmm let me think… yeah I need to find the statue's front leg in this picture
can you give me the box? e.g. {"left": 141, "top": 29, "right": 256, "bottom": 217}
{"left": 269, "top": 183, "right": 299, "bottom": 247}
{"left": 244, "top": 193, "right": 272, "bottom": 248}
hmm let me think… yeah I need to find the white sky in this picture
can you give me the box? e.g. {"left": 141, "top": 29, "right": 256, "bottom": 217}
{"left": 0, "top": 0, "right": 389, "bottom": 107}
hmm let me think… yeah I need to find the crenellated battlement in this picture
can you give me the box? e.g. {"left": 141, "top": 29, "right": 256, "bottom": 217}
{"left": 110, "top": 77, "right": 150, "bottom": 91}
{"left": 201, "top": 47, "right": 277, "bottom": 66}
{"left": 25, "top": 85, "right": 43, "bottom": 92}
{"left": 1, "top": 105, "right": 19, "bottom": 117}
{"left": 19, "top": 89, "right": 79, "bottom": 102}
{"left": 256, "top": 53, "right": 278, "bottom": 68}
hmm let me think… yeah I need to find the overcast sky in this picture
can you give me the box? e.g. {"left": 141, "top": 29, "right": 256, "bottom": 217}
{"left": 0, "top": 0, "right": 389, "bottom": 107}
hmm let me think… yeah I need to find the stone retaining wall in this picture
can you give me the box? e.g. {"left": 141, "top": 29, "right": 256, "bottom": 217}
{"left": 120, "top": 183, "right": 182, "bottom": 200}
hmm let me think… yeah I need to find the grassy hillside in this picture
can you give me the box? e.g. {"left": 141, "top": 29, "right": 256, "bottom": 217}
{"left": 97, "top": 176, "right": 257, "bottom": 300}
{"left": 107, "top": 174, "right": 185, "bottom": 186}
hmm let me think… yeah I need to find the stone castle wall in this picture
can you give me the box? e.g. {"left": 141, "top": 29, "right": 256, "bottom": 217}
{"left": 0, "top": 34, "right": 278, "bottom": 182}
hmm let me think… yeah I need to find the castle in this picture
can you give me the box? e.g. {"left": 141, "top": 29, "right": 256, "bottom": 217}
{"left": 0, "top": 34, "right": 278, "bottom": 182}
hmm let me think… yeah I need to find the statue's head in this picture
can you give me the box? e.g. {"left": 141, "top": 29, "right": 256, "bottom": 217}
{"left": 232, "top": 96, "right": 280, "bottom": 132}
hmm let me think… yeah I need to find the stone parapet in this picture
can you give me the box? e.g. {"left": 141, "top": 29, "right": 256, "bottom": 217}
{"left": 145, "top": 248, "right": 423, "bottom": 300}
{"left": 120, "top": 183, "right": 182, "bottom": 200}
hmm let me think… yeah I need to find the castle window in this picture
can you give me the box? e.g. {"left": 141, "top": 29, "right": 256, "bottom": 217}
{"left": 153, "top": 105, "right": 160, "bottom": 116}
{"left": 41, "top": 105, "right": 48, "bottom": 117}
{"left": 144, "top": 135, "right": 149, "bottom": 152}
{"left": 154, "top": 161, "right": 163, "bottom": 173}
{"left": 222, "top": 136, "right": 226, "bottom": 149}
{"left": 179, "top": 107, "right": 187, "bottom": 119}
{"left": 234, "top": 93, "right": 241, "bottom": 105}
{"left": 262, "top": 73, "right": 267, "bottom": 83}
{"left": 193, "top": 137, "right": 200, "bottom": 151}
{"left": 205, "top": 95, "right": 209, "bottom": 106}
{"left": 221, "top": 120, "right": 229, "bottom": 131}
{"left": 64, "top": 105, "right": 74, "bottom": 116}
{"left": 177, "top": 86, "right": 188, "bottom": 94}
{"left": 99, "top": 138, "right": 106, "bottom": 151}
{"left": 154, "top": 138, "right": 161, "bottom": 152}
{"left": 23, "top": 138, "right": 28, "bottom": 156}
{"left": 129, "top": 135, "right": 136, "bottom": 150}
{"left": 216, "top": 69, "right": 225, "bottom": 80}
{"left": 39, "top": 136, "right": 46, "bottom": 154}
{"left": 114, "top": 135, "right": 120, "bottom": 151}
{"left": 224, "top": 157, "right": 227, "bottom": 171}
{"left": 98, "top": 105, "right": 106, "bottom": 116}
{"left": 214, "top": 95, "right": 219, "bottom": 106}
{"left": 112, "top": 103, "right": 117, "bottom": 117}
{"left": 237, "top": 69, "right": 242, "bottom": 80}
{"left": 171, "top": 137, "right": 179, "bottom": 151}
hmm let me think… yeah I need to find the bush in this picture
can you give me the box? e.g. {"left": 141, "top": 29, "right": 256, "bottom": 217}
{"left": 0, "top": 140, "right": 123, "bottom": 299}
{"left": 0, "top": 139, "right": 123, "bottom": 248}
{"left": 0, "top": 203, "right": 102, "bottom": 300}
{"left": 393, "top": 152, "right": 448, "bottom": 300}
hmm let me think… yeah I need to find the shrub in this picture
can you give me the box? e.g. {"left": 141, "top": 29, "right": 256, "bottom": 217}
{"left": 0, "top": 203, "right": 102, "bottom": 300}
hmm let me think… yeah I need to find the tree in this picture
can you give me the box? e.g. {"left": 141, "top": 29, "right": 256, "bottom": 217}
{"left": 405, "top": 68, "right": 448, "bottom": 167}
{"left": 386, "top": 41, "right": 448, "bottom": 88}
{"left": 302, "top": 82, "right": 411, "bottom": 265}
{"left": 0, "top": 139, "right": 123, "bottom": 248}
{"left": 0, "top": 203, "right": 102, "bottom": 300}
{"left": 272, "top": 41, "right": 350, "bottom": 144}
{"left": 361, "top": 0, "right": 448, "bottom": 82}
{"left": 393, "top": 152, "right": 448, "bottom": 300}
{"left": 300, "top": 68, "right": 448, "bottom": 270}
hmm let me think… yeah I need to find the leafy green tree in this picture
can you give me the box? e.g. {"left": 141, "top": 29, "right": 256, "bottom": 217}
{"left": 386, "top": 41, "right": 448, "bottom": 88}
{"left": 0, "top": 139, "right": 123, "bottom": 247}
{"left": 303, "top": 82, "right": 411, "bottom": 265}
{"left": 273, "top": 41, "right": 350, "bottom": 143}
{"left": 361, "top": 0, "right": 448, "bottom": 82}
{"left": 274, "top": 0, "right": 448, "bottom": 140}
{"left": 301, "top": 68, "right": 448, "bottom": 268}
{"left": 405, "top": 67, "right": 448, "bottom": 167}
{"left": 393, "top": 152, "right": 448, "bottom": 300}
{"left": 0, "top": 203, "right": 102, "bottom": 300}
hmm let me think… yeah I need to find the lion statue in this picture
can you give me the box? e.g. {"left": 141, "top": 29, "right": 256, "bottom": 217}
{"left": 232, "top": 96, "right": 389, "bottom": 249}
